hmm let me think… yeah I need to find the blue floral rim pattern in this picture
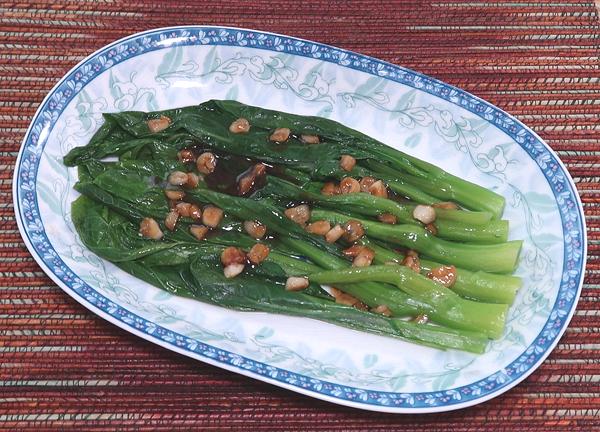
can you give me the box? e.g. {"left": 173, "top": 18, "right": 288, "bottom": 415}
{"left": 14, "top": 26, "right": 586, "bottom": 412}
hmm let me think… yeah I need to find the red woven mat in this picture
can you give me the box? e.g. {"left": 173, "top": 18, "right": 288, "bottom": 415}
{"left": 2, "top": 1, "right": 599, "bottom": 430}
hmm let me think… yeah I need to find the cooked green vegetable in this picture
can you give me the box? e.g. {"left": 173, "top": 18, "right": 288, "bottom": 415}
{"left": 214, "top": 100, "right": 506, "bottom": 217}
{"left": 72, "top": 195, "right": 486, "bottom": 352}
{"left": 259, "top": 176, "right": 507, "bottom": 242}
{"left": 359, "top": 238, "right": 522, "bottom": 304}
{"left": 64, "top": 99, "right": 523, "bottom": 353}
{"left": 309, "top": 265, "right": 508, "bottom": 338}
{"left": 310, "top": 209, "right": 521, "bottom": 273}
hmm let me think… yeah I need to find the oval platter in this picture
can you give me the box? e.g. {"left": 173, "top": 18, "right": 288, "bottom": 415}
{"left": 13, "top": 26, "right": 587, "bottom": 413}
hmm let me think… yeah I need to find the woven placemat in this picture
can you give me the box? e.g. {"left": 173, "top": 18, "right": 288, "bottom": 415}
{"left": 1, "top": 1, "right": 599, "bottom": 430}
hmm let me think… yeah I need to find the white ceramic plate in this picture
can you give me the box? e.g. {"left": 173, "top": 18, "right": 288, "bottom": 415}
{"left": 13, "top": 26, "right": 586, "bottom": 413}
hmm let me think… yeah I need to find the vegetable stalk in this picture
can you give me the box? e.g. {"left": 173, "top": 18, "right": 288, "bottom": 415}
{"left": 311, "top": 209, "right": 522, "bottom": 273}
{"left": 309, "top": 265, "right": 508, "bottom": 339}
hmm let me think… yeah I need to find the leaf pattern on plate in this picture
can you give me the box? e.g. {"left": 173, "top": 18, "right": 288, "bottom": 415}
{"left": 155, "top": 51, "right": 334, "bottom": 108}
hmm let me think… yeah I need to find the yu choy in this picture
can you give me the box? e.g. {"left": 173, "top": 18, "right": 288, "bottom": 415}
{"left": 64, "top": 100, "right": 523, "bottom": 354}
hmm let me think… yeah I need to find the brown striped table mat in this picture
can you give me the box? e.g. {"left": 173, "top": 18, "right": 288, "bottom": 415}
{"left": 1, "top": 1, "right": 599, "bottom": 430}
